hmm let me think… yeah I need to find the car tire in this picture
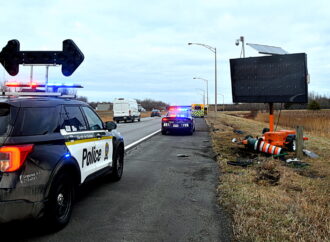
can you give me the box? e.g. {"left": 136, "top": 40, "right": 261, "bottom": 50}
{"left": 109, "top": 148, "right": 124, "bottom": 182}
{"left": 262, "top": 128, "right": 270, "bottom": 134}
{"left": 138, "top": 116, "right": 141, "bottom": 122}
{"left": 161, "top": 129, "right": 167, "bottom": 135}
{"left": 188, "top": 129, "right": 193, "bottom": 135}
{"left": 44, "top": 172, "right": 75, "bottom": 231}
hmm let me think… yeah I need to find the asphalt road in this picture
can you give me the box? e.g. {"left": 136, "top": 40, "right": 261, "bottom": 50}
{"left": 116, "top": 117, "right": 162, "bottom": 147}
{"left": 1, "top": 119, "right": 232, "bottom": 242}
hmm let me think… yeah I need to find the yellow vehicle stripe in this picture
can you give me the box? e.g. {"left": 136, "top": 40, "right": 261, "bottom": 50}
{"left": 65, "top": 136, "right": 113, "bottom": 146}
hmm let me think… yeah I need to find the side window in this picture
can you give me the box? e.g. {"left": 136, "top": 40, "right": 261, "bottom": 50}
{"left": 61, "top": 106, "right": 87, "bottom": 132}
{"left": 12, "top": 107, "right": 60, "bottom": 136}
{"left": 82, "top": 106, "right": 104, "bottom": 130}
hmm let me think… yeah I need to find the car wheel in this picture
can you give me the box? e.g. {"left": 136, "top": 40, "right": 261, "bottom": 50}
{"left": 109, "top": 149, "right": 124, "bottom": 181}
{"left": 188, "top": 129, "right": 193, "bottom": 135}
{"left": 138, "top": 117, "right": 141, "bottom": 122}
{"left": 132, "top": 118, "right": 135, "bottom": 123}
{"left": 44, "top": 172, "right": 75, "bottom": 231}
{"left": 161, "top": 129, "right": 167, "bottom": 135}
{"left": 262, "top": 128, "right": 270, "bottom": 134}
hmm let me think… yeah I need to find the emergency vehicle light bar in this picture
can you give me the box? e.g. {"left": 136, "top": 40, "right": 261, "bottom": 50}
{"left": 168, "top": 106, "right": 190, "bottom": 111}
{"left": 2, "top": 92, "right": 78, "bottom": 99}
{"left": 5, "top": 82, "right": 83, "bottom": 89}
{"left": 4, "top": 92, "right": 62, "bottom": 96}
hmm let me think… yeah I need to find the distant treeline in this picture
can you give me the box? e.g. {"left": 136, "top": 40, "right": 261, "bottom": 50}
{"left": 86, "top": 98, "right": 169, "bottom": 111}
{"left": 208, "top": 92, "right": 330, "bottom": 111}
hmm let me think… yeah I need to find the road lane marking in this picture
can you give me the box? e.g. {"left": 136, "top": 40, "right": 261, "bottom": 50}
{"left": 125, "top": 129, "right": 161, "bottom": 151}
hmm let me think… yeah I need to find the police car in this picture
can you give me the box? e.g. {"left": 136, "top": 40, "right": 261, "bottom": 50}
{"left": 161, "top": 106, "right": 195, "bottom": 135}
{"left": 0, "top": 88, "right": 124, "bottom": 229}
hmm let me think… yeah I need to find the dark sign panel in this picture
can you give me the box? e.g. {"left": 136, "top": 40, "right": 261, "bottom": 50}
{"left": 0, "top": 39, "right": 84, "bottom": 76}
{"left": 230, "top": 53, "right": 308, "bottom": 103}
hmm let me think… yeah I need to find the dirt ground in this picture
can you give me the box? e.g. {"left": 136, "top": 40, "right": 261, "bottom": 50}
{"left": 206, "top": 112, "right": 330, "bottom": 241}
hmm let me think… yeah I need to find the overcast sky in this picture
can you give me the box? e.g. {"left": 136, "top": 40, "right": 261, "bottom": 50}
{"left": 0, "top": 0, "right": 329, "bottom": 105}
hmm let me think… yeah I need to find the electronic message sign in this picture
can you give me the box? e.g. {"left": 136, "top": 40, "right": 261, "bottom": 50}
{"left": 230, "top": 53, "right": 308, "bottom": 103}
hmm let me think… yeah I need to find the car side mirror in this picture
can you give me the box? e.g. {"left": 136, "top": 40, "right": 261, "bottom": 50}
{"left": 105, "top": 121, "right": 117, "bottom": 131}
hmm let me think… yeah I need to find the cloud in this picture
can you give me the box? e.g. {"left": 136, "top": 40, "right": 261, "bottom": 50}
{"left": 0, "top": 0, "right": 329, "bottom": 105}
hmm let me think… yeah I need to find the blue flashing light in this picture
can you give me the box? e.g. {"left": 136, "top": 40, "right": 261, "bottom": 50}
{"left": 64, "top": 153, "right": 71, "bottom": 158}
{"left": 47, "top": 83, "right": 83, "bottom": 88}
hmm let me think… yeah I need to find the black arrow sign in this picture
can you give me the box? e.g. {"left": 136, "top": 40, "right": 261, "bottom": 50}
{"left": 0, "top": 39, "right": 84, "bottom": 76}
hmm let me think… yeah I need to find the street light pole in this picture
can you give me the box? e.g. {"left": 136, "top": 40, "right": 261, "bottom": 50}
{"left": 215, "top": 47, "right": 217, "bottom": 113}
{"left": 193, "top": 77, "right": 208, "bottom": 107}
{"left": 188, "top": 42, "right": 217, "bottom": 115}
{"left": 196, "top": 88, "right": 205, "bottom": 105}
{"left": 218, "top": 94, "right": 225, "bottom": 111}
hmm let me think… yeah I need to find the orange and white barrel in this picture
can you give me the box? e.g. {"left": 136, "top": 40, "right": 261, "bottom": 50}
{"left": 258, "top": 140, "right": 282, "bottom": 155}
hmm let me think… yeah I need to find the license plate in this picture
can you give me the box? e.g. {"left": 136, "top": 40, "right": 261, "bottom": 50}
{"left": 173, "top": 124, "right": 179, "bottom": 127}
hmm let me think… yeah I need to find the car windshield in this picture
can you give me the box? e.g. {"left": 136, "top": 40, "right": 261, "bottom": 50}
{"left": 167, "top": 111, "right": 190, "bottom": 118}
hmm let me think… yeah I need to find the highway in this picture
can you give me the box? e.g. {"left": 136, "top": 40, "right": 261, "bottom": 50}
{"left": 0, "top": 119, "right": 232, "bottom": 241}
{"left": 116, "top": 117, "right": 162, "bottom": 148}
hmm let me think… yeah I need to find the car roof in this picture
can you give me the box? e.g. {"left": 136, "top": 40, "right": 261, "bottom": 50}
{"left": 0, "top": 96, "right": 87, "bottom": 108}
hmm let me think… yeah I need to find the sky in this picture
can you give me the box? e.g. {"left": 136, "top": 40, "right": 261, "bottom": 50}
{"left": 0, "top": 0, "right": 329, "bottom": 105}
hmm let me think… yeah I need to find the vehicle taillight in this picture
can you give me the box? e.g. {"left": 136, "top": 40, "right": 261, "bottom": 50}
{"left": 162, "top": 117, "right": 169, "bottom": 122}
{"left": 0, "top": 145, "right": 34, "bottom": 172}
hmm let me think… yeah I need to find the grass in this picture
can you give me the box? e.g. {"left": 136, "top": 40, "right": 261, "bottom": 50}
{"left": 254, "top": 110, "right": 330, "bottom": 138}
{"left": 206, "top": 111, "right": 330, "bottom": 241}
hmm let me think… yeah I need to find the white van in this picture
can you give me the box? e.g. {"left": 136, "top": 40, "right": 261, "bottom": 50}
{"left": 113, "top": 98, "right": 141, "bottom": 123}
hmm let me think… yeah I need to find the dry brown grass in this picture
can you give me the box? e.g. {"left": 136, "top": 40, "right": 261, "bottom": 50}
{"left": 254, "top": 110, "right": 330, "bottom": 138}
{"left": 206, "top": 112, "right": 330, "bottom": 241}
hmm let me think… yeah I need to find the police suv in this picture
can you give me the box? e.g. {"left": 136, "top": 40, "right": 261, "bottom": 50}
{"left": 161, "top": 106, "right": 195, "bottom": 135}
{"left": 0, "top": 92, "right": 124, "bottom": 229}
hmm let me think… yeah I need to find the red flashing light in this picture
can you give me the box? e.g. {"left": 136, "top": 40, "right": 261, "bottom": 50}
{"left": 0, "top": 144, "right": 34, "bottom": 172}
{"left": 5, "top": 81, "right": 20, "bottom": 87}
{"left": 162, "top": 117, "right": 169, "bottom": 122}
{"left": 30, "top": 82, "right": 38, "bottom": 88}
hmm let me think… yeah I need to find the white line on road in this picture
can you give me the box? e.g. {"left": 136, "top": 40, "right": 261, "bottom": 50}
{"left": 124, "top": 129, "right": 161, "bottom": 151}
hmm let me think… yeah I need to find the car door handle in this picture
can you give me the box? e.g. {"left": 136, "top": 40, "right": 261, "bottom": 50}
{"left": 96, "top": 134, "right": 102, "bottom": 139}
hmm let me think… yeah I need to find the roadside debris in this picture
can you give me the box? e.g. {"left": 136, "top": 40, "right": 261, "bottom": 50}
{"left": 233, "top": 129, "right": 244, "bottom": 134}
{"left": 227, "top": 159, "right": 254, "bottom": 167}
{"left": 177, "top": 154, "right": 189, "bottom": 157}
{"left": 303, "top": 149, "right": 319, "bottom": 158}
{"left": 242, "top": 137, "right": 282, "bottom": 155}
{"left": 286, "top": 158, "right": 309, "bottom": 167}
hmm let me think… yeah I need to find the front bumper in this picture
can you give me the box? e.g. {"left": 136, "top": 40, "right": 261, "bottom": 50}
{"left": 0, "top": 199, "right": 44, "bottom": 223}
{"left": 114, "top": 116, "right": 132, "bottom": 121}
